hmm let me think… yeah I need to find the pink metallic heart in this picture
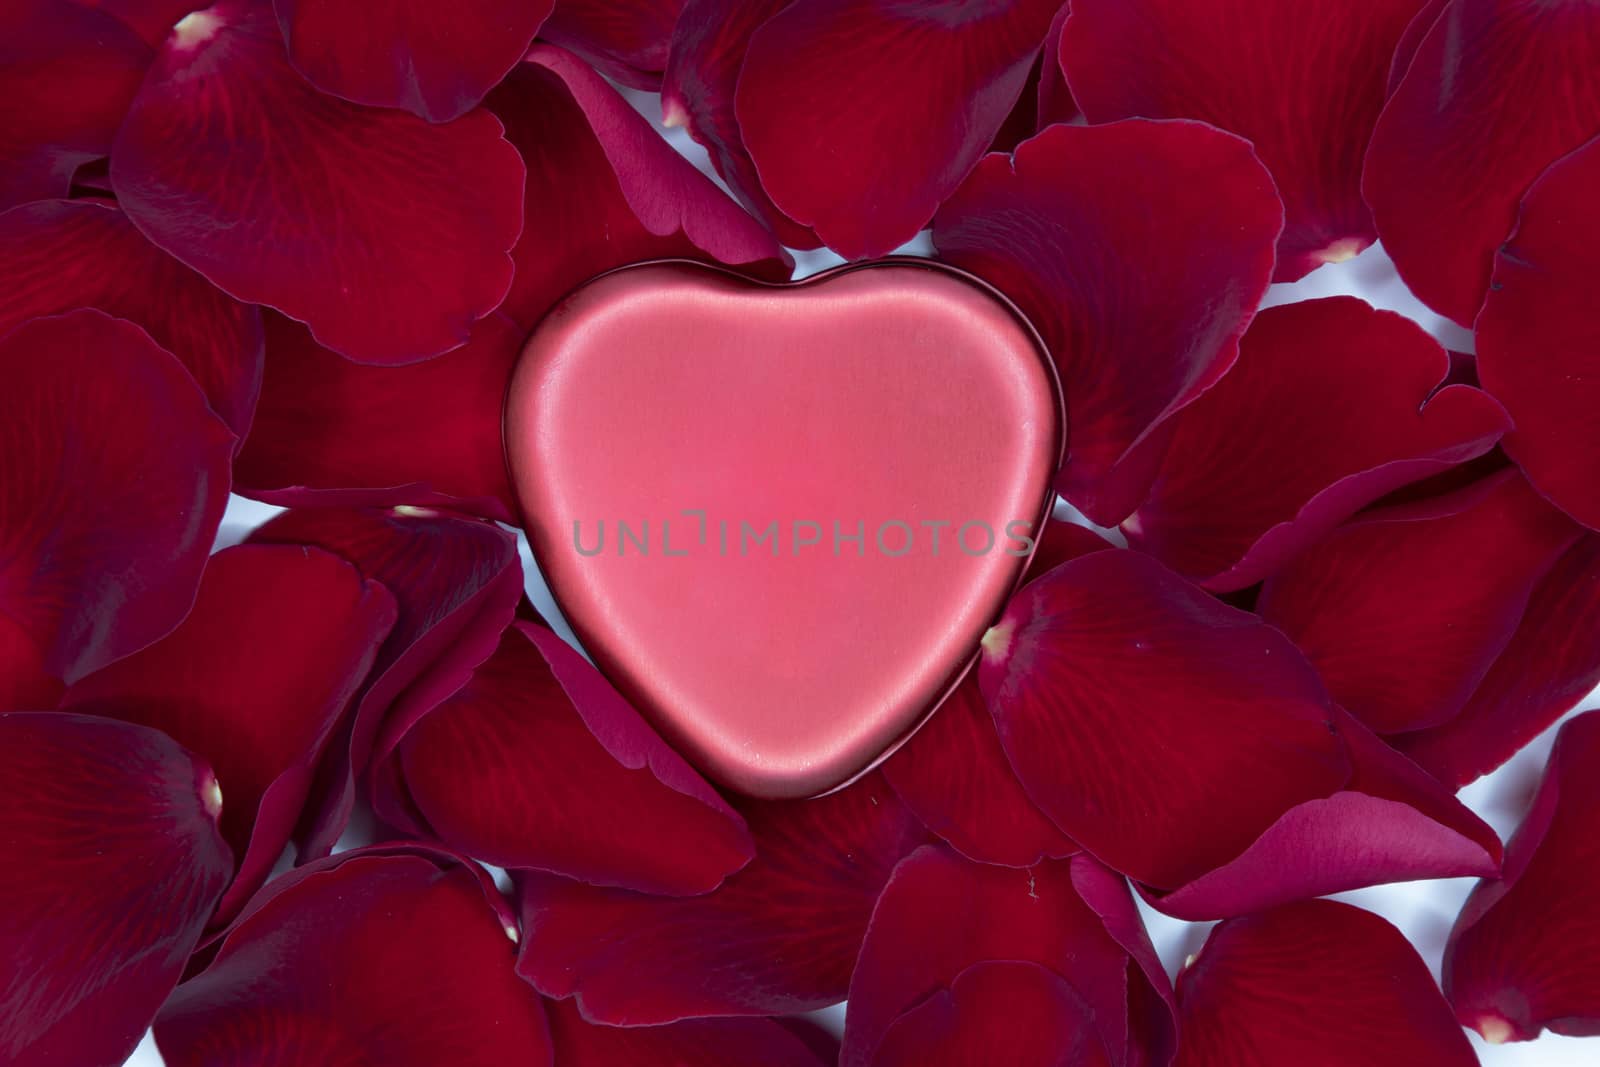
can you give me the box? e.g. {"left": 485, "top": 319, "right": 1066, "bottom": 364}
{"left": 505, "top": 260, "right": 1062, "bottom": 797}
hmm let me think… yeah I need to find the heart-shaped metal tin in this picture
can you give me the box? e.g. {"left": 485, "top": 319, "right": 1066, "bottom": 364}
{"left": 505, "top": 259, "right": 1063, "bottom": 797}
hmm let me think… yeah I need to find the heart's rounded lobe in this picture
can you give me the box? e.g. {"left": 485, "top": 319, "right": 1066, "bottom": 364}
{"left": 506, "top": 261, "right": 1061, "bottom": 797}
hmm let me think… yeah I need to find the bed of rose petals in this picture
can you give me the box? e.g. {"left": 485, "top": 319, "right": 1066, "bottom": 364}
{"left": 3, "top": 0, "right": 1600, "bottom": 1065}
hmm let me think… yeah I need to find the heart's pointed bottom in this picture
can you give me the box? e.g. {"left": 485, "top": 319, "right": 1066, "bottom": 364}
{"left": 506, "top": 259, "right": 1063, "bottom": 798}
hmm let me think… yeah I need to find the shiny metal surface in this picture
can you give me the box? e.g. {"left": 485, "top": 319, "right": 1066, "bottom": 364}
{"left": 505, "top": 259, "right": 1062, "bottom": 798}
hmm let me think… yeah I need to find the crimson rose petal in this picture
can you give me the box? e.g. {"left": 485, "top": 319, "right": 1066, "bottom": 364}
{"left": 1396, "top": 535, "right": 1600, "bottom": 787}
{"left": 78, "top": 1, "right": 207, "bottom": 46}
{"left": 736, "top": 0, "right": 1064, "bottom": 259}
{"left": 873, "top": 962, "right": 1112, "bottom": 1067}
{"left": 0, "top": 310, "right": 232, "bottom": 695}
{"left": 111, "top": 0, "right": 524, "bottom": 364}
{"left": 1362, "top": 0, "right": 1600, "bottom": 325}
{"left": 235, "top": 311, "right": 518, "bottom": 521}
{"left": 1445, "top": 710, "right": 1600, "bottom": 1042}
{"left": 0, "top": 1, "right": 148, "bottom": 212}
{"left": 1145, "top": 707, "right": 1501, "bottom": 920}
{"left": 61, "top": 544, "right": 396, "bottom": 925}
{"left": 979, "top": 34, "right": 1042, "bottom": 156}
{"left": 978, "top": 549, "right": 1350, "bottom": 890}
{"left": 1176, "top": 900, "right": 1477, "bottom": 1066}
{"left": 372, "top": 620, "right": 754, "bottom": 895}
{"left": 934, "top": 121, "right": 1281, "bottom": 525}
{"left": 516, "top": 772, "right": 931, "bottom": 1022}
{"left": 843, "top": 847, "right": 1175, "bottom": 1067}
{"left": 545, "top": 998, "right": 835, "bottom": 1067}
{"left": 274, "top": 0, "right": 553, "bottom": 122}
{"left": 1125, "top": 297, "right": 1511, "bottom": 590}
{"left": 0, "top": 199, "right": 263, "bottom": 438}
{"left": 1034, "top": 4, "right": 1076, "bottom": 127}
{"left": 0, "top": 615, "right": 56, "bottom": 710}
{"left": 1477, "top": 135, "right": 1600, "bottom": 530}
{"left": 883, "top": 676, "right": 1075, "bottom": 867}
{"left": 539, "top": 0, "right": 686, "bottom": 89}
{"left": 1386, "top": 0, "right": 1450, "bottom": 91}
{"left": 0, "top": 713, "right": 232, "bottom": 1067}
{"left": 155, "top": 846, "right": 550, "bottom": 1064}
{"left": 1062, "top": 0, "right": 1431, "bottom": 281}
{"left": 882, "top": 522, "right": 1112, "bottom": 867}
{"left": 1258, "top": 471, "right": 1581, "bottom": 734}
{"left": 249, "top": 507, "right": 522, "bottom": 856}
{"left": 781, "top": 1020, "right": 848, "bottom": 1062}
{"left": 490, "top": 45, "right": 790, "bottom": 335}
{"left": 661, "top": 0, "right": 820, "bottom": 248}
{"left": 1026, "top": 519, "right": 1120, "bottom": 578}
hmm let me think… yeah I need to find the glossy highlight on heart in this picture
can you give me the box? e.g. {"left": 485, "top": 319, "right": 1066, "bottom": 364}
{"left": 505, "top": 260, "right": 1063, "bottom": 797}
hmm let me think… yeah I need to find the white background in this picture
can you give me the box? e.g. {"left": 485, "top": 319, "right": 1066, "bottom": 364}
{"left": 124, "top": 83, "right": 1597, "bottom": 1067}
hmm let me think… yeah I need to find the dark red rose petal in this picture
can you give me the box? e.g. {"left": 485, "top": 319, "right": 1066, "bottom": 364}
{"left": 274, "top": 0, "right": 553, "bottom": 121}
{"left": 1146, "top": 707, "right": 1501, "bottom": 920}
{"left": 1026, "top": 519, "right": 1119, "bottom": 579}
{"left": 1364, "top": 438, "right": 1512, "bottom": 516}
{"left": 111, "top": 0, "right": 524, "bottom": 364}
{"left": 1477, "top": 134, "right": 1600, "bottom": 531}
{"left": 1362, "top": 0, "right": 1600, "bottom": 325}
{"left": 1035, "top": 4, "right": 1076, "bottom": 127}
{"left": 1125, "top": 297, "right": 1511, "bottom": 590}
{"left": 516, "top": 772, "right": 932, "bottom": 1022}
{"left": 0, "top": 310, "right": 232, "bottom": 687}
{"left": 373, "top": 620, "right": 753, "bottom": 895}
{"left": 0, "top": 713, "right": 232, "bottom": 1067}
{"left": 934, "top": 121, "right": 1281, "bottom": 525}
{"left": 0, "top": 1, "right": 149, "bottom": 211}
{"left": 0, "top": 199, "right": 263, "bottom": 438}
{"left": 1177, "top": 900, "right": 1477, "bottom": 1066}
{"left": 1259, "top": 471, "right": 1581, "bottom": 734}
{"left": 249, "top": 507, "right": 522, "bottom": 856}
{"left": 661, "top": 0, "right": 820, "bottom": 248}
{"left": 1445, "top": 710, "right": 1600, "bottom": 1042}
{"left": 883, "top": 676, "right": 1075, "bottom": 867}
{"left": 983, "top": 33, "right": 1048, "bottom": 156}
{"left": 539, "top": 0, "right": 686, "bottom": 89}
{"left": 235, "top": 311, "right": 517, "bottom": 520}
{"left": 61, "top": 544, "right": 396, "bottom": 925}
{"left": 1396, "top": 534, "right": 1600, "bottom": 787}
{"left": 0, "top": 639, "right": 54, "bottom": 716}
{"left": 0, "top": 614, "right": 58, "bottom": 712}
{"left": 978, "top": 549, "right": 1350, "bottom": 890}
{"left": 68, "top": 158, "right": 115, "bottom": 196}
{"left": 781, "top": 1019, "right": 847, "bottom": 1063}
{"left": 490, "top": 45, "right": 789, "bottom": 335}
{"left": 1335, "top": 707, "right": 1504, "bottom": 860}
{"left": 881, "top": 521, "right": 1111, "bottom": 867}
{"left": 1062, "top": 0, "right": 1431, "bottom": 281}
{"left": 844, "top": 847, "right": 1174, "bottom": 1067}
{"left": 1386, "top": 0, "right": 1450, "bottom": 91}
{"left": 78, "top": 1, "right": 208, "bottom": 46}
{"left": 736, "top": 0, "right": 1064, "bottom": 259}
{"left": 156, "top": 846, "right": 550, "bottom": 1065}
{"left": 546, "top": 998, "right": 834, "bottom": 1067}
{"left": 874, "top": 961, "right": 1112, "bottom": 1067}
